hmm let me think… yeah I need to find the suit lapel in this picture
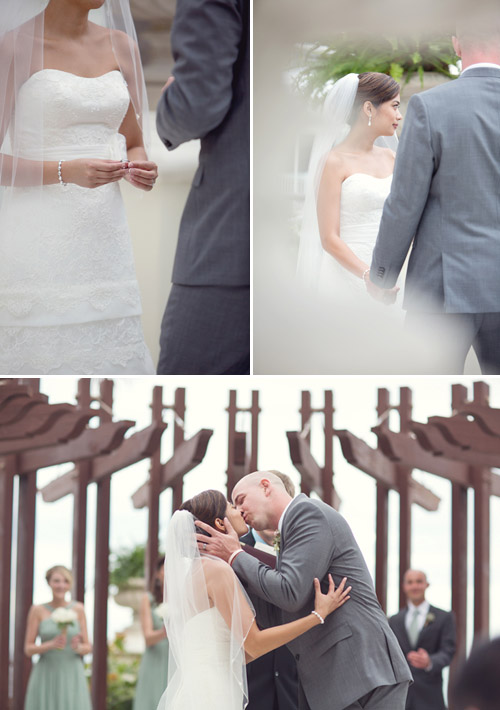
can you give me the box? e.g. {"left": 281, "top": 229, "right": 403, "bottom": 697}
{"left": 276, "top": 494, "right": 306, "bottom": 571}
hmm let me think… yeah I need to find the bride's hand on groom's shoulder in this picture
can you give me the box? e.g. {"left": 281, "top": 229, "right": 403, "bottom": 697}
{"left": 313, "top": 575, "right": 351, "bottom": 622}
{"left": 125, "top": 161, "right": 159, "bottom": 191}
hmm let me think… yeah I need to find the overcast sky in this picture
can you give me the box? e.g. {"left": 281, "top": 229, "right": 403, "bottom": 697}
{"left": 19, "top": 375, "right": 499, "bottom": 652}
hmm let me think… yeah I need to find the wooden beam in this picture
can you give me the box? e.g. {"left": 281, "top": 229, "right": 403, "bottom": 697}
{"left": 372, "top": 426, "right": 470, "bottom": 485}
{"left": 18, "top": 420, "right": 134, "bottom": 472}
{"left": 40, "top": 422, "right": 168, "bottom": 501}
{"left": 131, "top": 429, "right": 214, "bottom": 509}
{"left": 0, "top": 456, "right": 15, "bottom": 710}
{"left": 0, "top": 403, "right": 77, "bottom": 440}
{"left": 0, "top": 394, "right": 49, "bottom": 425}
{"left": 429, "top": 415, "right": 500, "bottom": 454}
{"left": 411, "top": 421, "right": 500, "bottom": 470}
{"left": 0, "top": 412, "right": 94, "bottom": 456}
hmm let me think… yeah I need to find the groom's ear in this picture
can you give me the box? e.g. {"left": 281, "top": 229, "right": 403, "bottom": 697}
{"left": 452, "top": 36, "right": 462, "bottom": 58}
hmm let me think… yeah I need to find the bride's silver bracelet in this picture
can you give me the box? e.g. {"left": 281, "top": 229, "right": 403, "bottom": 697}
{"left": 58, "top": 159, "right": 67, "bottom": 187}
{"left": 311, "top": 610, "right": 325, "bottom": 624}
{"left": 362, "top": 268, "right": 370, "bottom": 282}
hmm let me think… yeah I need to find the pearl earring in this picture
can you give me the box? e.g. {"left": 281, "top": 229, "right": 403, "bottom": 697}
{"left": 368, "top": 114, "right": 372, "bottom": 127}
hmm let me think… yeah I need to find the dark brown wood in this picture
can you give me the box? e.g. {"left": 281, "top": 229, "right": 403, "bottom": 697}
{"left": 472, "top": 466, "right": 490, "bottom": 639}
{"left": 450, "top": 482, "right": 468, "bottom": 683}
{"left": 0, "top": 455, "right": 15, "bottom": 710}
{"left": 0, "top": 410, "right": 94, "bottom": 456}
{"left": 18, "top": 420, "right": 134, "bottom": 471}
{"left": 146, "top": 387, "right": 164, "bottom": 586}
{"left": 73, "top": 462, "right": 91, "bottom": 603}
{"left": 171, "top": 389, "right": 186, "bottom": 511}
{"left": 248, "top": 391, "right": 261, "bottom": 473}
{"left": 40, "top": 423, "right": 168, "bottom": 501}
{"left": 91, "top": 380, "right": 113, "bottom": 710}
{"left": 374, "top": 388, "right": 391, "bottom": 612}
{"left": 299, "top": 391, "right": 313, "bottom": 497}
{"left": 131, "top": 429, "right": 214, "bottom": 509}
{"left": 13, "top": 470, "right": 37, "bottom": 710}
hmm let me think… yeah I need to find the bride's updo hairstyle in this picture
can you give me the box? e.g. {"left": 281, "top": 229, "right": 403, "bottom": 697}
{"left": 349, "top": 72, "right": 400, "bottom": 125}
{"left": 179, "top": 490, "right": 227, "bottom": 535}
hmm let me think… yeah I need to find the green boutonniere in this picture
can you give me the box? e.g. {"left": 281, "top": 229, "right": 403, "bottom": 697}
{"left": 272, "top": 530, "right": 281, "bottom": 554}
{"left": 424, "top": 612, "right": 435, "bottom": 627}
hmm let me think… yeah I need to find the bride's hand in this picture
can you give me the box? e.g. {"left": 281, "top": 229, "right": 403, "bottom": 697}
{"left": 381, "top": 285, "right": 400, "bottom": 305}
{"left": 313, "top": 575, "right": 351, "bottom": 621}
{"left": 63, "top": 159, "right": 129, "bottom": 189}
{"left": 125, "top": 161, "right": 158, "bottom": 191}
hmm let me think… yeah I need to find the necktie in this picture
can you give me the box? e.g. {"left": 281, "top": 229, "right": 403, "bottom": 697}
{"left": 408, "top": 609, "right": 420, "bottom": 647}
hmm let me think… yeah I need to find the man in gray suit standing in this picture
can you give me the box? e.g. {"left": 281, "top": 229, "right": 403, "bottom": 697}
{"left": 389, "top": 570, "right": 456, "bottom": 710}
{"left": 196, "top": 472, "right": 412, "bottom": 710}
{"left": 156, "top": 0, "right": 249, "bottom": 374}
{"left": 369, "top": 16, "right": 500, "bottom": 373}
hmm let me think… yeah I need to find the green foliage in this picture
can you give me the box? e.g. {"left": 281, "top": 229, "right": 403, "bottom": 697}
{"left": 109, "top": 545, "right": 145, "bottom": 590}
{"left": 106, "top": 634, "right": 140, "bottom": 710}
{"left": 295, "top": 34, "right": 459, "bottom": 101}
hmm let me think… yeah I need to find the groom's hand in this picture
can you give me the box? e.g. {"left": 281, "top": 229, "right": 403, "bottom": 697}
{"left": 195, "top": 518, "right": 241, "bottom": 563}
{"left": 365, "top": 277, "right": 399, "bottom": 305}
{"left": 407, "top": 648, "right": 432, "bottom": 670}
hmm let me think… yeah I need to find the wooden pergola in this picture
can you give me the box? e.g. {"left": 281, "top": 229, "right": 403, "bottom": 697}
{"left": 1, "top": 379, "right": 213, "bottom": 710}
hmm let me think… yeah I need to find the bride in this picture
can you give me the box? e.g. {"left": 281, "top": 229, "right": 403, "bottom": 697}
{"left": 159, "top": 490, "right": 351, "bottom": 709}
{"left": 297, "top": 72, "right": 402, "bottom": 304}
{"left": 0, "top": 0, "right": 157, "bottom": 374}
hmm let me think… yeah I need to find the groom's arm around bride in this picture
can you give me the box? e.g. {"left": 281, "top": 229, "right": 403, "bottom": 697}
{"left": 156, "top": 0, "right": 250, "bottom": 375}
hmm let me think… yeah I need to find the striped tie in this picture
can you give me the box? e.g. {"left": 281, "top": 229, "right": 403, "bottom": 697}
{"left": 408, "top": 609, "right": 420, "bottom": 647}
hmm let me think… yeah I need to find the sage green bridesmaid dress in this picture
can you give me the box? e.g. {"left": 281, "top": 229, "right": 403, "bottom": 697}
{"left": 24, "top": 602, "right": 91, "bottom": 710}
{"left": 133, "top": 596, "right": 169, "bottom": 710}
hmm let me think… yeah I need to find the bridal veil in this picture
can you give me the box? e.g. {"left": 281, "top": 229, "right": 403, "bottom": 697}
{"left": 159, "top": 510, "right": 255, "bottom": 709}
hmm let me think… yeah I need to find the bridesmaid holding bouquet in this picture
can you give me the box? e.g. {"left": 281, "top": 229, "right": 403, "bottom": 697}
{"left": 24, "top": 565, "right": 92, "bottom": 710}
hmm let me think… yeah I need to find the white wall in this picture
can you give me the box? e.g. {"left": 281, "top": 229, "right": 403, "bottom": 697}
{"left": 122, "top": 112, "right": 199, "bottom": 366}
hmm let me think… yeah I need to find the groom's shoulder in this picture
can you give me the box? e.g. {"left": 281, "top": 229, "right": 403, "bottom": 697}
{"left": 409, "top": 77, "right": 464, "bottom": 109}
{"left": 288, "top": 494, "right": 343, "bottom": 524}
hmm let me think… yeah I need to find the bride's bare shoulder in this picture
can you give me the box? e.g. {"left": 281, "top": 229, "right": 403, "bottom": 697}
{"left": 202, "top": 556, "right": 235, "bottom": 578}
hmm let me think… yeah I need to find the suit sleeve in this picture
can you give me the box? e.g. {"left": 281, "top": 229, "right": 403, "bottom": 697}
{"left": 428, "top": 611, "right": 457, "bottom": 674}
{"left": 156, "top": 0, "right": 243, "bottom": 150}
{"left": 233, "top": 504, "right": 336, "bottom": 613}
{"left": 370, "top": 92, "right": 435, "bottom": 288}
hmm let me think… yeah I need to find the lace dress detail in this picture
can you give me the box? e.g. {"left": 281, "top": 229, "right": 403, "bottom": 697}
{"left": 0, "top": 70, "right": 154, "bottom": 374}
{"left": 318, "top": 173, "right": 393, "bottom": 298}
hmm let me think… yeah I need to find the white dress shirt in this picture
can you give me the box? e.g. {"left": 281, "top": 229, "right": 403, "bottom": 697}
{"left": 461, "top": 62, "right": 500, "bottom": 74}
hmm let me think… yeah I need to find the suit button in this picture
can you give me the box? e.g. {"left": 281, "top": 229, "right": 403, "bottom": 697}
{"left": 275, "top": 671, "right": 279, "bottom": 677}
{"left": 295, "top": 654, "right": 300, "bottom": 661}
{"left": 377, "top": 266, "right": 385, "bottom": 277}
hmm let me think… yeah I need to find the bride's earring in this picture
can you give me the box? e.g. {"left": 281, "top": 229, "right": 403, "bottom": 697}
{"left": 368, "top": 113, "right": 372, "bottom": 127}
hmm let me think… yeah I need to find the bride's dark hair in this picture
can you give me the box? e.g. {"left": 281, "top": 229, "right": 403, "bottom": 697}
{"left": 179, "top": 490, "right": 227, "bottom": 533}
{"left": 349, "top": 72, "right": 400, "bottom": 123}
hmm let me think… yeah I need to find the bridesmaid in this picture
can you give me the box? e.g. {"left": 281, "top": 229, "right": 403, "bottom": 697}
{"left": 24, "top": 565, "right": 92, "bottom": 710}
{"left": 133, "top": 557, "right": 169, "bottom": 710}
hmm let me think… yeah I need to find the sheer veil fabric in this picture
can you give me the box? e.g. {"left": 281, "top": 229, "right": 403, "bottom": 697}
{"left": 296, "top": 73, "right": 398, "bottom": 292}
{"left": 0, "top": 0, "right": 152, "bottom": 374}
{"left": 160, "top": 511, "right": 255, "bottom": 710}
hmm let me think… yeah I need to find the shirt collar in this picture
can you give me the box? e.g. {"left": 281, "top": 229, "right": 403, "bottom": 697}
{"left": 461, "top": 62, "right": 500, "bottom": 74}
{"left": 278, "top": 498, "right": 294, "bottom": 534}
{"left": 408, "top": 599, "right": 430, "bottom": 616}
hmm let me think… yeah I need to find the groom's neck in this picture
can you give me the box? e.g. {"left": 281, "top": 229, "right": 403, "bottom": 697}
{"left": 461, "top": 49, "right": 500, "bottom": 70}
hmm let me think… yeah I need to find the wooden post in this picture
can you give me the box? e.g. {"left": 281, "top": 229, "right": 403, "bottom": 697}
{"left": 375, "top": 388, "right": 391, "bottom": 612}
{"left": 0, "top": 455, "right": 15, "bottom": 710}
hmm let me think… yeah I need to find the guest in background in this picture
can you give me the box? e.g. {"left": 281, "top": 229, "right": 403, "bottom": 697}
{"left": 450, "top": 636, "right": 500, "bottom": 710}
{"left": 24, "top": 565, "right": 92, "bottom": 710}
{"left": 389, "top": 569, "right": 456, "bottom": 710}
{"left": 240, "top": 471, "right": 299, "bottom": 710}
{"left": 133, "top": 557, "right": 169, "bottom": 710}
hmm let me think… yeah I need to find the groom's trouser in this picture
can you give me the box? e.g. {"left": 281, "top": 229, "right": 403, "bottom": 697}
{"left": 157, "top": 284, "right": 250, "bottom": 374}
{"left": 405, "top": 311, "right": 500, "bottom": 374}
{"left": 298, "top": 681, "right": 409, "bottom": 710}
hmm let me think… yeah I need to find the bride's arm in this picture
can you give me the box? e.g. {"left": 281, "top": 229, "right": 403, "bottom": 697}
{"left": 316, "top": 153, "right": 371, "bottom": 280}
{"left": 208, "top": 563, "right": 350, "bottom": 662}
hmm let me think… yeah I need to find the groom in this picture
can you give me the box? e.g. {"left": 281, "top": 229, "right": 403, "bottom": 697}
{"left": 196, "top": 472, "right": 412, "bottom": 710}
{"left": 156, "top": 0, "right": 250, "bottom": 374}
{"left": 369, "top": 15, "right": 500, "bottom": 373}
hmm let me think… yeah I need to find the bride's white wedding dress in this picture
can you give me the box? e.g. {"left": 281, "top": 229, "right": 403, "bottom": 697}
{"left": 162, "top": 607, "right": 245, "bottom": 709}
{"left": 317, "top": 172, "right": 396, "bottom": 300}
{"left": 0, "top": 69, "right": 155, "bottom": 374}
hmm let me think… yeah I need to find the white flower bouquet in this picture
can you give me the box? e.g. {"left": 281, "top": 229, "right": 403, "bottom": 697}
{"left": 154, "top": 602, "right": 169, "bottom": 620}
{"left": 51, "top": 606, "right": 77, "bottom": 632}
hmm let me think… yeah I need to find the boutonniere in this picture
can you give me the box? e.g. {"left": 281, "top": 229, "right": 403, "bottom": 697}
{"left": 272, "top": 530, "right": 281, "bottom": 554}
{"left": 424, "top": 612, "right": 435, "bottom": 628}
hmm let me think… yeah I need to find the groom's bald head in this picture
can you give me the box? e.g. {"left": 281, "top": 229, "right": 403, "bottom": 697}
{"left": 455, "top": 10, "right": 500, "bottom": 52}
{"left": 232, "top": 470, "right": 293, "bottom": 531}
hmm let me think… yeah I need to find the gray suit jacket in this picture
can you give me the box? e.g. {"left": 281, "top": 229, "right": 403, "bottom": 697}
{"left": 371, "top": 67, "right": 500, "bottom": 313}
{"left": 389, "top": 606, "right": 456, "bottom": 710}
{"left": 233, "top": 495, "right": 412, "bottom": 710}
{"left": 156, "top": 0, "right": 249, "bottom": 287}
